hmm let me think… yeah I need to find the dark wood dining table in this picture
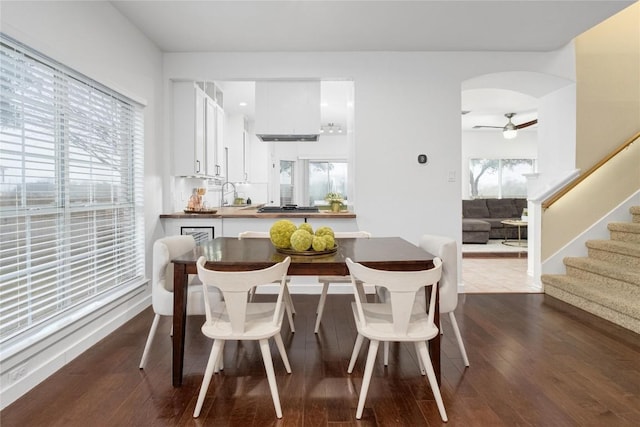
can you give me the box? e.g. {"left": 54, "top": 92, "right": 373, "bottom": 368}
{"left": 170, "top": 236, "right": 439, "bottom": 387}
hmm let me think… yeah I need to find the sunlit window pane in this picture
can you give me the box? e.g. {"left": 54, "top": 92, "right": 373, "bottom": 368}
{"left": 470, "top": 158, "right": 534, "bottom": 198}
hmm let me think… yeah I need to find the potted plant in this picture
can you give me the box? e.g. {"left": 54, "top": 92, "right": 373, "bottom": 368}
{"left": 325, "top": 192, "right": 344, "bottom": 212}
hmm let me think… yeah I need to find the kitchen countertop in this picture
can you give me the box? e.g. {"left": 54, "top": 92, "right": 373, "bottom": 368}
{"left": 160, "top": 205, "right": 356, "bottom": 219}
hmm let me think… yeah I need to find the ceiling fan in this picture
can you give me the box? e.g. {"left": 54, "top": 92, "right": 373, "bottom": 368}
{"left": 473, "top": 113, "right": 538, "bottom": 139}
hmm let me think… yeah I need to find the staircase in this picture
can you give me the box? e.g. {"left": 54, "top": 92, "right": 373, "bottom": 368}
{"left": 542, "top": 206, "right": 640, "bottom": 334}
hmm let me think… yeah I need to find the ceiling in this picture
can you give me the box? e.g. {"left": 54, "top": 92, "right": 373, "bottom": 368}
{"left": 110, "top": 0, "right": 634, "bottom": 132}
{"left": 111, "top": 1, "right": 631, "bottom": 53}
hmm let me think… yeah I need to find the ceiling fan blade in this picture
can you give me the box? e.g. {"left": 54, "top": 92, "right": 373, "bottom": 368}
{"left": 473, "top": 125, "right": 503, "bottom": 129}
{"left": 515, "top": 119, "right": 538, "bottom": 129}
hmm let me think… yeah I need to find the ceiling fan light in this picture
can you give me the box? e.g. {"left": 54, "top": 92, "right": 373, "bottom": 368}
{"left": 503, "top": 115, "right": 517, "bottom": 139}
{"left": 503, "top": 127, "right": 517, "bottom": 139}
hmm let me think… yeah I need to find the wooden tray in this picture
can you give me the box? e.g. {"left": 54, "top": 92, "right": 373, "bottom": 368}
{"left": 276, "top": 245, "right": 338, "bottom": 256}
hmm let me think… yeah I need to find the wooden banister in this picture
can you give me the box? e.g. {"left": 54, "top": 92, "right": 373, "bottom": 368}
{"left": 541, "top": 130, "right": 640, "bottom": 209}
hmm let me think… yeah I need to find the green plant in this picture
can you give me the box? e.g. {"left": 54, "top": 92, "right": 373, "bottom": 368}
{"left": 324, "top": 192, "right": 343, "bottom": 203}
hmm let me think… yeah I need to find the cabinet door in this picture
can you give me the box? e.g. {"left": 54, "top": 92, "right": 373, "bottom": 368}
{"left": 172, "top": 81, "right": 197, "bottom": 176}
{"left": 216, "top": 104, "right": 225, "bottom": 178}
{"left": 205, "top": 97, "right": 217, "bottom": 176}
{"left": 194, "top": 88, "right": 206, "bottom": 175}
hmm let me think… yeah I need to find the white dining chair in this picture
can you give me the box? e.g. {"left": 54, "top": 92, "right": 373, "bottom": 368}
{"left": 345, "top": 257, "right": 447, "bottom": 422}
{"left": 314, "top": 231, "right": 372, "bottom": 333}
{"left": 139, "top": 235, "right": 222, "bottom": 369}
{"left": 238, "top": 231, "right": 296, "bottom": 332}
{"left": 418, "top": 234, "right": 469, "bottom": 367}
{"left": 193, "top": 256, "right": 292, "bottom": 419}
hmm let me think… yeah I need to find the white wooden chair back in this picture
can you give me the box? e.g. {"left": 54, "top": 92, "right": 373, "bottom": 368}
{"left": 196, "top": 256, "right": 291, "bottom": 334}
{"left": 346, "top": 257, "right": 442, "bottom": 336}
{"left": 152, "top": 235, "right": 197, "bottom": 315}
{"left": 418, "top": 234, "right": 458, "bottom": 313}
{"left": 334, "top": 231, "right": 372, "bottom": 239}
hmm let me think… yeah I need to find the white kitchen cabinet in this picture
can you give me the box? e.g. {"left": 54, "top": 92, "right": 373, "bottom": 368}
{"left": 215, "top": 103, "right": 225, "bottom": 178}
{"left": 225, "top": 114, "right": 248, "bottom": 182}
{"left": 172, "top": 81, "right": 223, "bottom": 177}
{"left": 254, "top": 81, "right": 321, "bottom": 138}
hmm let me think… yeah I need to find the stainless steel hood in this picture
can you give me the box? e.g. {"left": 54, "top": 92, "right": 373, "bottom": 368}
{"left": 256, "top": 134, "right": 319, "bottom": 142}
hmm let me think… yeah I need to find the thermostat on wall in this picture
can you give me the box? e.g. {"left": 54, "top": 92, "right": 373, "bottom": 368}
{"left": 417, "top": 154, "right": 428, "bottom": 164}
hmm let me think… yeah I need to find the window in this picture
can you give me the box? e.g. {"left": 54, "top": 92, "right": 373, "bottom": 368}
{"left": 307, "top": 161, "right": 347, "bottom": 206}
{"left": 0, "top": 35, "right": 145, "bottom": 344}
{"left": 469, "top": 158, "right": 534, "bottom": 198}
{"left": 279, "top": 160, "right": 294, "bottom": 205}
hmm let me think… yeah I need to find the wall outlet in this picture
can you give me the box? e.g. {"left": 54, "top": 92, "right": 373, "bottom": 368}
{"left": 8, "top": 364, "right": 28, "bottom": 382}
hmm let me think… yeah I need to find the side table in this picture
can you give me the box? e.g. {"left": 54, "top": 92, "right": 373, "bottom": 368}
{"left": 501, "top": 219, "right": 528, "bottom": 246}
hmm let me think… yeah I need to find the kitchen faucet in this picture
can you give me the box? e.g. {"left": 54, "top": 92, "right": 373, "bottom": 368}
{"left": 220, "top": 181, "right": 237, "bottom": 206}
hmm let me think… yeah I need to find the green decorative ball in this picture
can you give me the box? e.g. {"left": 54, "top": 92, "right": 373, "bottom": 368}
{"left": 269, "top": 220, "right": 297, "bottom": 249}
{"left": 322, "top": 234, "right": 335, "bottom": 249}
{"left": 311, "top": 235, "right": 327, "bottom": 251}
{"left": 315, "top": 226, "right": 335, "bottom": 238}
{"left": 298, "top": 223, "right": 313, "bottom": 234}
{"left": 290, "top": 229, "right": 313, "bottom": 251}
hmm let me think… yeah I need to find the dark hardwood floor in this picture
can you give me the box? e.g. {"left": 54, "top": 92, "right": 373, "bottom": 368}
{"left": 2, "top": 293, "right": 640, "bottom": 426}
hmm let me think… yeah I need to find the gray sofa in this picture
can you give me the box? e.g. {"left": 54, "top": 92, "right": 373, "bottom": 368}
{"left": 462, "top": 198, "right": 528, "bottom": 243}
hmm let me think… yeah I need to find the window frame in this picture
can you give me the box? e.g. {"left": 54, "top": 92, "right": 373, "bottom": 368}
{"left": 0, "top": 34, "right": 146, "bottom": 347}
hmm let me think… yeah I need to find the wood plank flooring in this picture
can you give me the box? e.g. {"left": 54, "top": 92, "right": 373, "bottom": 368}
{"left": 2, "top": 293, "right": 640, "bottom": 426}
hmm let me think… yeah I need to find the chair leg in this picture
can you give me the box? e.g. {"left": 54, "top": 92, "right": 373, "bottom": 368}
{"left": 356, "top": 339, "right": 380, "bottom": 419}
{"left": 284, "top": 285, "right": 296, "bottom": 314}
{"left": 383, "top": 341, "right": 389, "bottom": 366}
{"left": 314, "top": 283, "right": 330, "bottom": 333}
{"left": 414, "top": 342, "right": 426, "bottom": 375}
{"left": 194, "top": 339, "right": 224, "bottom": 418}
{"left": 416, "top": 341, "right": 448, "bottom": 422}
{"left": 214, "top": 340, "right": 226, "bottom": 373}
{"left": 259, "top": 338, "right": 283, "bottom": 418}
{"left": 273, "top": 333, "right": 292, "bottom": 373}
{"left": 449, "top": 312, "right": 470, "bottom": 367}
{"left": 347, "top": 333, "right": 365, "bottom": 373}
{"left": 284, "top": 286, "right": 296, "bottom": 333}
{"left": 139, "top": 313, "right": 161, "bottom": 369}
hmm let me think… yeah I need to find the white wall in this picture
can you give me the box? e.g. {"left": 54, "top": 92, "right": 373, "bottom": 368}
{"left": 164, "top": 50, "right": 575, "bottom": 246}
{"left": 536, "top": 84, "right": 578, "bottom": 189}
{"left": 1, "top": 1, "right": 163, "bottom": 408}
{"left": 461, "top": 131, "right": 538, "bottom": 199}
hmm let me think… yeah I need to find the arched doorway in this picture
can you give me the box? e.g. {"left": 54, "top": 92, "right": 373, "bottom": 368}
{"left": 460, "top": 71, "right": 576, "bottom": 292}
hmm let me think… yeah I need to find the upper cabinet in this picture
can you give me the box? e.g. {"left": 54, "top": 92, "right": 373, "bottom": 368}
{"left": 172, "top": 81, "right": 224, "bottom": 178}
{"left": 254, "top": 81, "right": 321, "bottom": 141}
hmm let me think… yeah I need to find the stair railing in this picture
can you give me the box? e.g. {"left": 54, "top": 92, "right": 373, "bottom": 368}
{"left": 542, "top": 130, "right": 640, "bottom": 209}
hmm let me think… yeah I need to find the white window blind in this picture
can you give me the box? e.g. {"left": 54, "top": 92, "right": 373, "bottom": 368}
{"left": 0, "top": 34, "right": 145, "bottom": 343}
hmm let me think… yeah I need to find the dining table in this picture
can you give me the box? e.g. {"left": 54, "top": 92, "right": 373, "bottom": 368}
{"left": 170, "top": 236, "right": 439, "bottom": 387}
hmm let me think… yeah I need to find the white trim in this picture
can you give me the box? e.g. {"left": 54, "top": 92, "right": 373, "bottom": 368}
{"left": 529, "top": 169, "right": 581, "bottom": 203}
{"left": 0, "top": 286, "right": 150, "bottom": 410}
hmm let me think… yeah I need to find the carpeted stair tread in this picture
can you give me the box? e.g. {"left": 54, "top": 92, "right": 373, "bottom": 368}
{"left": 544, "top": 207, "right": 640, "bottom": 334}
{"left": 586, "top": 239, "right": 640, "bottom": 257}
{"left": 563, "top": 256, "right": 640, "bottom": 286}
{"left": 630, "top": 205, "right": 640, "bottom": 223}
{"left": 542, "top": 274, "right": 640, "bottom": 320}
{"left": 586, "top": 239, "right": 640, "bottom": 268}
{"left": 608, "top": 222, "right": 640, "bottom": 233}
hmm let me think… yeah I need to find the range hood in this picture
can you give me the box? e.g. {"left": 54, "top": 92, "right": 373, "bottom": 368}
{"left": 255, "top": 81, "right": 321, "bottom": 142}
{"left": 257, "top": 134, "right": 319, "bottom": 142}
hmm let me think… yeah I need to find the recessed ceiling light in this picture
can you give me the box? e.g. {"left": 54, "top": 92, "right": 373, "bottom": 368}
{"left": 239, "top": 102, "right": 247, "bottom": 107}
{"left": 321, "top": 102, "right": 328, "bottom": 107}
